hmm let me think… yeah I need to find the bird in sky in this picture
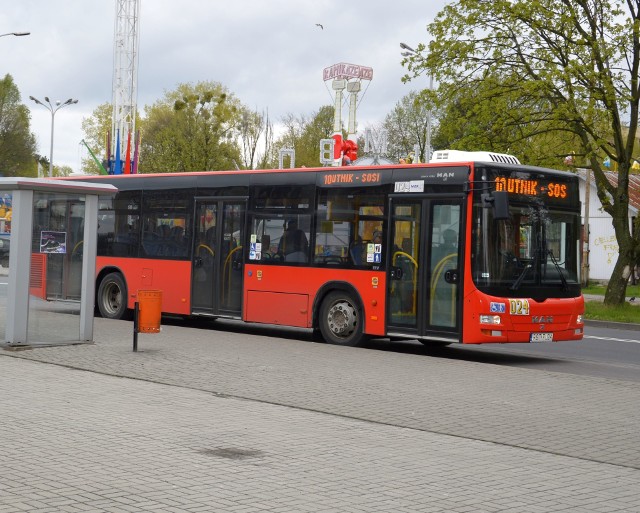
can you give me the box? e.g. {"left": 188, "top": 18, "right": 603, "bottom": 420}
{"left": 315, "top": 23, "right": 323, "bottom": 29}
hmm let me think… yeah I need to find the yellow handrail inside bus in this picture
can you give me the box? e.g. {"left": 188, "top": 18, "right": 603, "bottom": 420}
{"left": 197, "top": 243, "right": 214, "bottom": 256}
{"left": 392, "top": 250, "right": 418, "bottom": 315}
{"left": 223, "top": 245, "right": 243, "bottom": 305}
{"left": 430, "top": 253, "right": 457, "bottom": 325}
{"left": 72, "top": 240, "right": 83, "bottom": 257}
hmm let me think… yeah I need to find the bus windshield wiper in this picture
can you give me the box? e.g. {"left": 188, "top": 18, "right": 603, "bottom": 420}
{"left": 510, "top": 263, "right": 533, "bottom": 291}
{"left": 546, "top": 250, "right": 568, "bottom": 290}
{"left": 510, "top": 247, "right": 541, "bottom": 291}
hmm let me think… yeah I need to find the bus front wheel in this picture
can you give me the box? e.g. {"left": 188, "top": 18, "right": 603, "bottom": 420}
{"left": 319, "top": 291, "right": 364, "bottom": 346}
{"left": 97, "top": 272, "right": 129, "bottom": 319}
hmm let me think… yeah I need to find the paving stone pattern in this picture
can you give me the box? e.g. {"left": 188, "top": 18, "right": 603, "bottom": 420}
{"left": 1, "top": 318, "right": 639, "bottom": 512}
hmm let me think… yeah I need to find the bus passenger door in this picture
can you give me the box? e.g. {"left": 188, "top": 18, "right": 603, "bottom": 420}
{"left": 192, "top": 199, "right": 246, "bottom": 317}
{"left": 387, "top": 198, "right": 463, "bottom": 343}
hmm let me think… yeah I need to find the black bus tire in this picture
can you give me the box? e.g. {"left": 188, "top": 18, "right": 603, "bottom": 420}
{"left": 318, "top": 291, "right": 364, "bottom": 346}
{"left": 97, "top": 272, "right": 130, "bottom": 320}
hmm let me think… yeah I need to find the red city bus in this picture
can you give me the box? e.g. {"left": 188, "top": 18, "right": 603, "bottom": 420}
{"left": 38, "top": 153, "right": 583, "bottom": 346}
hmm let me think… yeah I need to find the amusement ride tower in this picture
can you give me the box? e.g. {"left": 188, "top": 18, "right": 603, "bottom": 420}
{"left": 110, "top": 0, "right": 141, "bottom": 174}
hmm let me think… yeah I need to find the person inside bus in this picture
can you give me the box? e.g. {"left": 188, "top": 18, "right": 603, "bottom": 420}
{"left": 350, "top": 235, "right": 365, "bottom": 265}
{"left": 278, "top": 219, "right": 308, "bottom": 262}
{"left": 170, "top": 225, "right": 187, "bottom": 256}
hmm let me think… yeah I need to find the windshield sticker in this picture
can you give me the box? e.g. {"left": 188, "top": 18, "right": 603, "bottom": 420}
{"left": 509, "top": 298, "right": 530, "bottom": 316}
{"left": 249, "top": 242, "right": 262, "bottom": 260}
{"left": 490, "top": 302, "right": 506, "bottom": 313}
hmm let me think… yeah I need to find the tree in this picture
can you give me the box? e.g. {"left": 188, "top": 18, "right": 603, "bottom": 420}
{"left": 405, "top": 0, "right": 640, "bottom": 305}
{"left": 0, "top": 74, "right": 37, "bottom": 177}
{"left": 81, "top": 102, "right": 112, "bottom": 175}
{"left": 139, "top": 81, "right": 242, "bottom": 172}
{"left": 271, "top": 105, "right": 335, "bottom": 168}
{"left": 383, "top": 91, "right": 434, "bottom": 163}
{"left": 431, "top": 75, "right": 583, "bottom": 169}
{"left": 237, "top": 107, "right": 273, "bottom": 169}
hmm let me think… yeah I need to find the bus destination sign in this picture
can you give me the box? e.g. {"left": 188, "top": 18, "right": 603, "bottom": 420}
{"left": 320, "top": 171, "right": 382, "bottom": 187}
{"left": 495, "top": 177, "right": 568, "bottom": 200}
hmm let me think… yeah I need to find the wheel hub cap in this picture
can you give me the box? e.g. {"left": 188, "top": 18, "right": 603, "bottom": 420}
{"left": 328, "top": 301, "right": 356, "bottom": 337}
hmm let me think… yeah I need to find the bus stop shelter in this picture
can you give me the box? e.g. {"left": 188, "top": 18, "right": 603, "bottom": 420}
{"left": 0, "top": 178, "right": 117, "bottom": 347}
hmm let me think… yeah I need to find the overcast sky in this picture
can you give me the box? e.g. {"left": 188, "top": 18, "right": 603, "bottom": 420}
{"left": 2, "top": 0, "right": 449, "bottom": 172}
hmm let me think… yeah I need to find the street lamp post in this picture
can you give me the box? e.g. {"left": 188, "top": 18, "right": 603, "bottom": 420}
{"left": 401, "top": 42, "right": 433, "bottom": 163}
{"left": 29, "top": 96, "right": 78, "bottom": 177}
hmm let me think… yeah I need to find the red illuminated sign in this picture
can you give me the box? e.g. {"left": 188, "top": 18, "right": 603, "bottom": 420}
{"left": 322, "top": 171, "right": 381, "bottom": 186}
{"left": 495, "top": 177, "right": 567, "bottom": 199}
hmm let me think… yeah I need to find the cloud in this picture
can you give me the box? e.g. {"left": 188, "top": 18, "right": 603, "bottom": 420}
{"left": 3, "top": 0, "right": 445, "bottom": 170}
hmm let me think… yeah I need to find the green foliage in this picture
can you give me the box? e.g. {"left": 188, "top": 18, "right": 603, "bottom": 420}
{"left": 582, "top": 283, "right": 640, "bottom": 297}
{"left": 80, "top": 102, "right": 113, "bottom": 175}
{"left": 55, "top": 164, "right": 73, "bottom": 177}
{"left": 584, "top": 301, "right": 640, "bottom": 324}
{"left": 407, "top": 0, "right": 640, "bottom": 304}
{"left": 431, "top": 74, "right": 583, "bottom": 168}
{"left": 382, "top": 91, "right": 433, "bottom": 163}
{"left": 0, "top": 74, "right": 37, "bottom": 177}
{"left": 139, "top": 81, "right": 242, "bottom": 172}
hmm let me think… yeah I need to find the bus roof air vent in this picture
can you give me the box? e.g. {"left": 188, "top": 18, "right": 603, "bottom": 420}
{"left": 430, "top": 150, "right": 520, "bottom": 165}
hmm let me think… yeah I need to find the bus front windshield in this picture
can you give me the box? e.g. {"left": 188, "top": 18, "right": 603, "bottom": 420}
{"left": 471, "top": 202, "right": 581, "bottom": 298}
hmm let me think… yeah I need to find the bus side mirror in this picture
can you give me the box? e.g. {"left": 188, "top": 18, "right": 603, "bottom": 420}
{"left": 493, "top": 191, "right": 509, "bottom": 220}
{"left": 482, "top": 191, "right": 510, "bottom": 220}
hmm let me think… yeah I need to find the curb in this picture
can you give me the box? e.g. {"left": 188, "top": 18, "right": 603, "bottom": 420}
{"left": 584, "top": 319, "right": 640, "bottom": 331}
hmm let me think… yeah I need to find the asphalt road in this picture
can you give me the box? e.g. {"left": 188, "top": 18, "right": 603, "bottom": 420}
{"left": 1, "top": 272, "right": 637, "bottom": 383}
{"left": 167, "top": 316, "right": 640, "bottom": 383}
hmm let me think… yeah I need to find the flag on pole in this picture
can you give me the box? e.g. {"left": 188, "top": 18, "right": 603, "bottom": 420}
{"left": 124, "top": 131, "right": 132, "bottom": 174}
{"left": 114, "top": 129, "right": 122, "bottom": 175}
{"left": 106, "top": 131, "right": 112, "bottom": 174}
{"left": 133, "top": 130, "right": 140, "bottom": 174}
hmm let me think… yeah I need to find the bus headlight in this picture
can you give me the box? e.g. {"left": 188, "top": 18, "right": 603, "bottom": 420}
{"left": 480, "top": 315, "right": 501, "bottom": 325}
{"left": 576, "top": 314, "right": 583, "bottom": 324}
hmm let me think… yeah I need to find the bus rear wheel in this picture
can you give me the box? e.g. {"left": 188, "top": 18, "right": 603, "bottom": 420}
{"left": 97, "top": 272, "right": 129, "bottom": 319}
{"left": 319, "top": 291, "right": 364, "bottom": 346}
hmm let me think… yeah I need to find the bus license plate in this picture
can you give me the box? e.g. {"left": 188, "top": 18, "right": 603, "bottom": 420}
{"left": 530, "top": 332, "right": 553, "bottom": 343}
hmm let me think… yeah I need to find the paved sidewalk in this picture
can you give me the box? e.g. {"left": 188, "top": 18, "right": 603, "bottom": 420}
{"left": 1, "top": 318, "right": 639, "bottom": 512}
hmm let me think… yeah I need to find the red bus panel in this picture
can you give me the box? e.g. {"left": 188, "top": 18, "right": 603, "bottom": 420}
{"left": 97, "top": 256, "right": 192, "bottom": 315}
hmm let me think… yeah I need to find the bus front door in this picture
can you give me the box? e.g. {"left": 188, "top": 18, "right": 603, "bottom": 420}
{"left": 387, "top": 198, "right": 463, "bottom": 343}
{"left": 192, "top": 199, "right": 246, "bottom": 317}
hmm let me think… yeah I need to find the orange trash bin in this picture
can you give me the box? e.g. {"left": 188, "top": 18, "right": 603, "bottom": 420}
{"left": 137, "top": 290, "right": 162, "bottom": 333}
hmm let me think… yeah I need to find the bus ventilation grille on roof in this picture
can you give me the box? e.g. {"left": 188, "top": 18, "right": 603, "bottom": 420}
{"left": 489, "top": 153, "right": 520, "bottom": 164}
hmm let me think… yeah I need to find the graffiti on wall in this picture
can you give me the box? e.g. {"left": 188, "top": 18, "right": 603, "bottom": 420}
{"left": 593, "top": 235, "right": 619, "bottom": 264}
